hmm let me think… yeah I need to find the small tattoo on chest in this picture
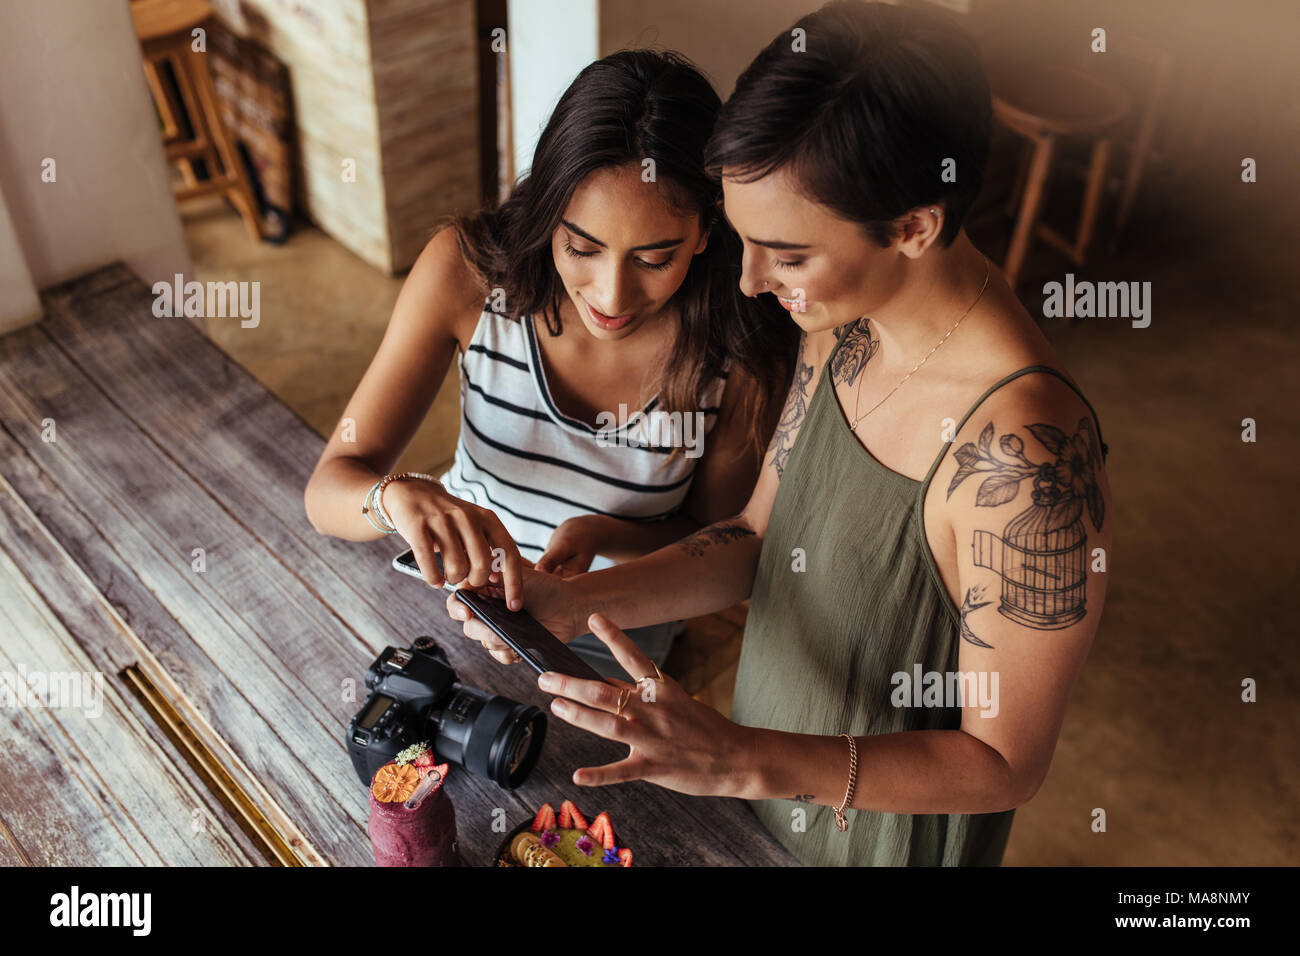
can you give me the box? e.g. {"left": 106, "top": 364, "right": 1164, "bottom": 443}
{"left": 830, "top": 318, "right": 880, "bottom": 387}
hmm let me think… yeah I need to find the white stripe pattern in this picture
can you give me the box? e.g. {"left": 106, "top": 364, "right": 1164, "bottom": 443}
{"left": 439, "top": 303, "right": 727, "bottom": 565}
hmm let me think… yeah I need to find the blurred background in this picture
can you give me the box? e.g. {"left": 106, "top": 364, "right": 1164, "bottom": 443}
{"left": 1, "top": 0, "right": 1296, "bottom": 865}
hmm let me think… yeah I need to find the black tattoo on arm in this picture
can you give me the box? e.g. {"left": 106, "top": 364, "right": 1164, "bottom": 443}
{"left": 767, "top": 337, "right": 813, "bottom": 478}
{"left": 678, "top": 520, "right": 756, "bottom": 558}
{"left": 830, "top": 318, "right": 879, "bottom": 386}
{"left": 960, "top": 585, "right": 994, "bottom": 648}
{"left": 948, "top": 418, "right": 1106, "bottom": 631}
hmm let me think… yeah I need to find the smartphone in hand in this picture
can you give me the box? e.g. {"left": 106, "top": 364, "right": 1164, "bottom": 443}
{"left": 392, "top": 549, "right": 604, "bottom": 682}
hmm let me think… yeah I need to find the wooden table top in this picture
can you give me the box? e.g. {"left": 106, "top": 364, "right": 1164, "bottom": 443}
{"left": 0, "top": 263, "right": 795, "bottom": 867}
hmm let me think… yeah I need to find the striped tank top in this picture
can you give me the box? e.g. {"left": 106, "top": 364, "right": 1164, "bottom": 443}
{"left": 438, "top": 300, "right": 728, "bottom": 567}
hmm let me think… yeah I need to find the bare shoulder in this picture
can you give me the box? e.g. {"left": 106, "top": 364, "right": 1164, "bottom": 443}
{"left": 402, "top": 225, "right": 490, "bottom": 351}
{"left": 935, "top": 273, "right": 1090, "bottom": 436}
{"left": 936, "top": 366, "right": 1111, "bottom": 541}
{"left": 972, "top": 363, "right": 1103, "bottom": 444}
{"left": 923, "top": 277, "right": 1112, "bottom": 606}
{"left": 946, "top": 363, "right": 1108, "bottom": 469}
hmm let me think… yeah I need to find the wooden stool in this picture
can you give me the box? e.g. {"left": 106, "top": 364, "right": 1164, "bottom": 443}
{"left": 990, "top": 62, "right": 1131, "bottom": 286}
{"left": 132, "top": 0, "right": 262, "bottom": 241}
{"left": 1103, "top": 36, "right": 1177, "bottom": 252}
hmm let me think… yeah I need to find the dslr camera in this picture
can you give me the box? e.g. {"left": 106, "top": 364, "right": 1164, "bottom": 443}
{"left": 347, "top": 636, "right": 545, "bottom": 789}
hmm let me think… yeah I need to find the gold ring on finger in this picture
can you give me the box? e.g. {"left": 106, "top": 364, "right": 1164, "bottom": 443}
{"left": 615, "top": 687, "right": 632, "bottom": 717}
{"left": 637, "top": 661, "right": 665, "bottom": 683}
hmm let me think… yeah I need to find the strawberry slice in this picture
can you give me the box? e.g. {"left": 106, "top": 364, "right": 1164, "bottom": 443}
{"left": 530, "top": 803, "right": 556, "bottom": 833}
{"left": 560, "top": 799, "right": 588, "bottom": 831}
{"left": 588, "top": 812, "right": 616, "bottom": 850}
{"left": 618, "top": 847, "right": 633, "bottom": 867}
{"left": 413, "top": 754, "right": 443, "bottom": 780}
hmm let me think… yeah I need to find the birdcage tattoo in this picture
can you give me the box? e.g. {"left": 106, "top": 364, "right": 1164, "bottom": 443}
{"left": 973, "top": 491, "right": 1087, "bottom": 629}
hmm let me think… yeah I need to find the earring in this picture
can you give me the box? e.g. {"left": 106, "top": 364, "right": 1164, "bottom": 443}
{"left": 930, "top": 208, "right": 939, "bottom": 216}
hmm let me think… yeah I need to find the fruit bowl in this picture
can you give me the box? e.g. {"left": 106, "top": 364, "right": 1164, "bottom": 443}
{"left": 493, "top": 799, "right": 632, "bottom": 867}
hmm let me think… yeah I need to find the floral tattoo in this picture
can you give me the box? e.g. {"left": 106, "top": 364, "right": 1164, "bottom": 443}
{"left": 948, "top": 417, "right": 1106, "bottom": 631}
{"left": 767, "top": 338, "right": 814, "bottom": 478}
{"left": 947, "top": 418, "right": 1106, "bottom": 531}
{"left": 830, "top": 318, "right": 879, "bottom": 387}
{"left": 679, "top": 521, "right": 756, "bottom": 557}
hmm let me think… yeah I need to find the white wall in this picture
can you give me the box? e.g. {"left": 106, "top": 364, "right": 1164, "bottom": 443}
{"left": 0, "top": 0, "right": 190, "bottom": 307}
{"left": 600, "top": 0, "right": 831, "bottom": 99}
{"left": 0, "top": 182, "right": 40, "bottom": 333}
{"left": 507, "top": 0, "right": 600, "bottom": 181}
{"left": 505, "top": 0, "right": 834, "bottom": 183}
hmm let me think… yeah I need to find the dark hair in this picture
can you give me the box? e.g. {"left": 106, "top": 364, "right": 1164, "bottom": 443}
{"left": 705, "top": 0, "right": 992, "bottom": 247}
{"left": 448, "top": 50, "right": 797, "bottom": 464}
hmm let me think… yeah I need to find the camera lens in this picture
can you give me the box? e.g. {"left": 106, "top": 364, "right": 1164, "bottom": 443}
{"left": 430, "top": 686, "right": 546, "bottom": 789}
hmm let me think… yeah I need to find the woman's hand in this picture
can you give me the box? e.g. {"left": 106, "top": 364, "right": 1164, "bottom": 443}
{"left": 445, "top": 565, "right": 582, "bottom": 666}
{"left": 535, "top": 514, "right": 609, "bottom": 577}
{"left": 382, "top": 478, "right": 524, "bottom": 609}
{"left": 536, "top": 614, "right": 756, "bottom": 798}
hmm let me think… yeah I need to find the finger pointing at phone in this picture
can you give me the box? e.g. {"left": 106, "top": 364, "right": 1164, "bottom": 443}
{"left": 382, "top": 477, "right": 525, "bottom": 609}
{"left": 539, "top": 614, "right": 753, "bottom": 797}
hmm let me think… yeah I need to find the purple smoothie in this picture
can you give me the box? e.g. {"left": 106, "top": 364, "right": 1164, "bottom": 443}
{"left": 367, "top": 763, "right": 460, "bottom": 867}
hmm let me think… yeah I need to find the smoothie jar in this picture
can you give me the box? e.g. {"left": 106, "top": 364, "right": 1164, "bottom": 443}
{"left": 367, "top": 759, "right": 460, "bottom": 867}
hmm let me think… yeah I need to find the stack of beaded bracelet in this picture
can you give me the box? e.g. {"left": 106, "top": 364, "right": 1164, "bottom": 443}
{"left": 362, "top": 472, "right": 439, "bottom": 534}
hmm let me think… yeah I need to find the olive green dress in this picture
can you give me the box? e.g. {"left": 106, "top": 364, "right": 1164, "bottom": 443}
{"left": 730, "top": 331, "right": 1106, "bottom": 867}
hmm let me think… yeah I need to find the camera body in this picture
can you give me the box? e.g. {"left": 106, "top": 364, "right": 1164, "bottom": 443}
{"left": 347, "top": 636, "right": 545, "bottom": 790}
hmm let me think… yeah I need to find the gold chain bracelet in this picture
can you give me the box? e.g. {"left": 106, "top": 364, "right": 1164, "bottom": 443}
{"left": 832, "top": 733, "right": 858, "bottom": 832}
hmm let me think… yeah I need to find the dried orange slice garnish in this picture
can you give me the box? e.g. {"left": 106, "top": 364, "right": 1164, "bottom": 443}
{"left": 371, "top": 762, "right": 420, "bottom": 802}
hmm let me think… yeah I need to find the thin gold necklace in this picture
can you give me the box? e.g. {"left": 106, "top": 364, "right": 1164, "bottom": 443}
{"left": 849, "top": 257, "right": 991, "bottom": 431}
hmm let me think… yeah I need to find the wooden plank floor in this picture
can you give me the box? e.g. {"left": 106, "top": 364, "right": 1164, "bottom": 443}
{"left": 0, "top": 264, "right": 795, "bottom": 867}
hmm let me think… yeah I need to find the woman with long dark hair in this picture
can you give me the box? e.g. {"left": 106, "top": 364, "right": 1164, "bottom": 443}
{"left": 305, "top": 50, "right": 796, "bottom": 677}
